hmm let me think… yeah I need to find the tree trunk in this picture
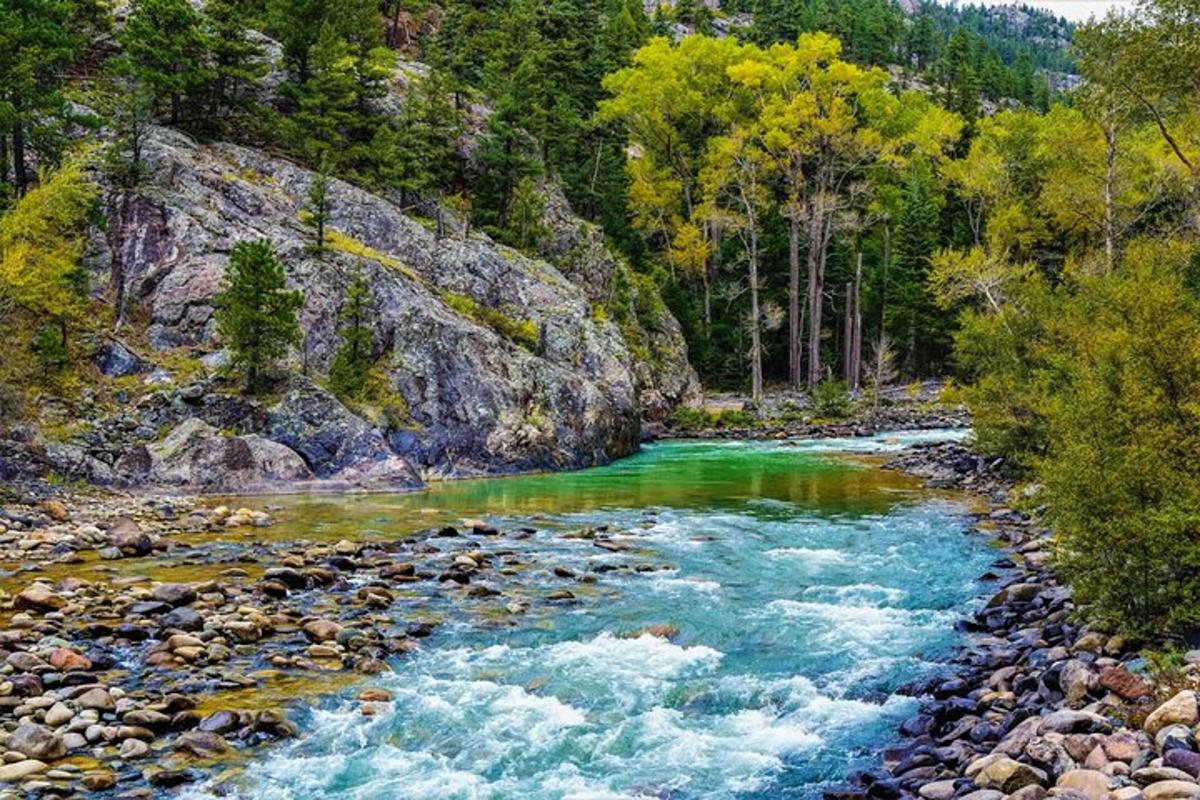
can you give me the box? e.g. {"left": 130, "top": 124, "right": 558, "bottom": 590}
{"left": 843, "top": 281, "right": 854, "bottom": 384}
{"left": 805, "top": 192, "right": 825, "bottom": 390}
{"left": 788, "top": 215, "right": 802, "bottom": 389}
{"left": 851, "top": 252, "right": 863, "bottom": 391}
{"left": 11, "top": 95, "right": 28, "bottom": 195}
{"left": 1104, "top": 121, "right": 1116, "bottom": 272}
{"left": 749, "top": 225, "right": 763, "bottom": 405}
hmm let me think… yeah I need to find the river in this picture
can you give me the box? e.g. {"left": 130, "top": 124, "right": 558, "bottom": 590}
{"left": 195, "top": 430, "right": 995, "bottom": 800}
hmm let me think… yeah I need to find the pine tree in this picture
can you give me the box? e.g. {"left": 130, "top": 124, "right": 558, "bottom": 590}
{"left": 890, "top": 162, "right": 942, "bottom": 374}
{"left": 214, "top": 239, "right": 304, "bottom": 393}
{"left": 0, "top": 0, "right": 79, "bottom": 197}
{"left": 121, "top": 0, "right": 210, "bottom": 126}
{"left": 304, "top": 168, "right": 330, "bottom": 252}
{"left": 328, "top": 269, "right": 376, "bottom": 398}
{"left": 201, "top": 0, "right": 266, "bottom": 122}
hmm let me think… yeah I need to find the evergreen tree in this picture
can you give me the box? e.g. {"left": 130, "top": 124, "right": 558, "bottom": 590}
{"left": 890, "top": 162, "right": 942, "bottom": 374}
{"left": 304, "top": 168, "right": 330, "bottom": 252}
{"left": 214, "top": 239, "right": 304, "bottom": 393}
{"left": 0, "top": 0, "right": 79, "bottom": 198}
{"left": 121, "top": 0, "right": 210, "bottom": 126}
{"left": 329, "top": 269, "right": 376, "bottom": 398}
{"left": 942, "top": 29, "right": 982, "bottom": 121}
{"left": 201, "top": 0, "right": 266, "bottom": 122}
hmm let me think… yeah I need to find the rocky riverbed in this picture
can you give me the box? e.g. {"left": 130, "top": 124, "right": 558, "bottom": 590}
{"left": 833, "top": 441, "right": 1200, "bottom": 800}
{"left": 0, "top": 492, "right": 644, "bottom": 797}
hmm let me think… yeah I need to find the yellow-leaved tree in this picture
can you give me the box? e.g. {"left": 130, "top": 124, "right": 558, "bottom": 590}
{"left": 0, "top": 156, "right": 99, "bottom": 408}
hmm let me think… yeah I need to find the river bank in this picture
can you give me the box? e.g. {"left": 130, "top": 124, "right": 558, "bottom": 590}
{"left": 843, "top": 441, "right": 1200, "bottom": 800}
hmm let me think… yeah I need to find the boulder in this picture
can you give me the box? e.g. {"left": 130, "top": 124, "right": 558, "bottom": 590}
{"left": 116, "top": 419, "right": 311, "bottom": 492}
{"left": 1145, "top": 692, "right": 1199, "bottom": 737}
{"left": 267, "top": 378, "right": 421, "bottom": 487}
{"left": 7, "top": 722, "right": 66, "bottom": 760}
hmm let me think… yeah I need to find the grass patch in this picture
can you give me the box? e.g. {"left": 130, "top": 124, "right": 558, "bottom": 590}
{"left": 321, "top": 228, "right": 419, "bottom": 281}
{"left": 441, "top": 292, "right": 539, "bottom": 351}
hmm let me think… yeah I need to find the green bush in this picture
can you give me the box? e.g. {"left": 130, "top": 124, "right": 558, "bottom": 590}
{"left": 811, "top": 380, "right": 852, "bottom": 418}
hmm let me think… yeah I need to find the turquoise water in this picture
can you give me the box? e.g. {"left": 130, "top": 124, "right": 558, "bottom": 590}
{"left": 213, "top": 431, "right": 993, "bottom": 800}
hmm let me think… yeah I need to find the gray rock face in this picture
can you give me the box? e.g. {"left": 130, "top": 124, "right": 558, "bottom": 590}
{"left": 115, "top": 418, "right": 311, "bottom": 492}
{"left": 267, "top": 379, "right": 420, "bottom": 487}
{"left": 97, "top": 126, "right": 698, "bottom": 481}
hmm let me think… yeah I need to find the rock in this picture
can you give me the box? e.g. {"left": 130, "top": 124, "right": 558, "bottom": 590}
{"left": 1157, "top": 724, "right": 1196, "bottom": 753}
{"left": 76, "top": 687, "right": 114, "bottom": 711}
{"left": 1039, "top": 710, "right": 1112, "bottom": 735}
{"left": 119, "top": 739, "right": 150, "bottom": 759}
{"left": 96, "top": 340, "right": 148, "bottom": 377}
{"left": 1133, "top": 768, "right": 1195, "bottom": 785}
{"left": 302, "top": 620, "right": 344, "bottom": 643}
{"left": 81, "top": 769, "right": 117, "bottom": 791}
{"left": 174, "top": 730, "right": 230, "bottom": 757}
{"left": 974, "top": 757, "right": 1048, "bottom": 793}
{"left": 116, "top": 419, "right": 312, "bottom": 492}
{"left": 267, "top": 379, "right": 422, "bottom": 487}
{"left": 1164, "top": 751, "right": 1200, "bottom": 779}
{"left": 104, "top": 127, "right": 697, "bottom": 480}
{"left": 0, "top": 759, "right": 47, "bottom": 783}
{"left": 13, "top": 584, "right": 65, "bottom": 613}
{"left": 1098, "top": 666, "right": 1153, "bottom": 701}
{"left": 918, "top": 781, "right": 957, "bottom": 800}
{"left": 1142, "top": 781, "right": 1200, "bottom": 800}
{"left": 1056, "top": 769, "right": 1113, "bottom": 800}
{"left": 198, "top": 711, "right": 239, "bottom": 734}
{"left": 108, "top": 517, "right": 153, "bottom": 556}
{"left": 152, "top": 583, "right": 197, "bottom": 606}
{"left": 1060, "top": 660, "right": 1098, "bottom": 705}
{"left": 41, "top": 500, "right": 69, "bottom": 522}
{"left": 1145, "top": 692, "right": 1199, "bottom": 737}
{"left": 6, "top": 722, "right": 65, "bottom": 760}
{"left": 357, "top": 688, "right": 393, "bottom": 702}
{"left": 43, "top": 703, "right": 72, "bottom": 728}
{"left": 48, "top": 648, "right": 91, "bottom": 672}
{"left": 161, "top": 607, "right": 204, "bottom": 631}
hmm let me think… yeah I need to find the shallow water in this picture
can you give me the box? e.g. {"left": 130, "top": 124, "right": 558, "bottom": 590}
{"left": 200, "top": 430, "right": 995, "bottom": 800}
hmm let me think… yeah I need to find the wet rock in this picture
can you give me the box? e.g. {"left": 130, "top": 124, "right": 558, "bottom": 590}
{"left": 197, "top": 711, "right": 239, "bottom": 735}
{"left": 152, "top": 583, "right": 197, "bottom": 606}
{"left": 161, "top": 607, "right": 204, "bottom": 631}
{"left": 174, "top": 730, "right": 230, "bottom": 757}
{"left": 302, "top": 620, "right": 344, "bottom": 643}
{"left": 119, "top": 738, "right": 151, "bottom": 760}
{"left": 48, "top": 647, "right": 91, "bottom": 672}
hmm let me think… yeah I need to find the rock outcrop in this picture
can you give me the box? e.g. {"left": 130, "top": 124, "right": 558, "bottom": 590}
{"left": 91, "top": 125, "right": 698, "bottom": 487}
{"left": 114, "top": 419, "right": 311, "bottom": 493}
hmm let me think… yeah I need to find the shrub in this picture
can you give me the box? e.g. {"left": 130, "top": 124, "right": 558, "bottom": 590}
{"left": 811, "top": 380, "right": 852, "bottom": 418}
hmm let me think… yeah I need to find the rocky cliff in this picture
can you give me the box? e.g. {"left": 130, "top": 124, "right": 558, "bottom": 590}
{"left": 58, "top": 124, "right": 699, "bottom": 492}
